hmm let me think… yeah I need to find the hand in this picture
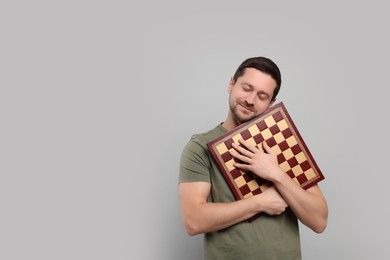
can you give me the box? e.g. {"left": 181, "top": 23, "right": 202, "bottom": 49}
{"left": 255, "top": 185, "right": 288, "bottom": 215}
{"left": 229, "top": 139, "right": 282, "bottom": 181}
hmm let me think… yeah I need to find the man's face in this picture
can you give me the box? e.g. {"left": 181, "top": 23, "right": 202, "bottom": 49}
{"left": 228, "top": 68, "right": 276, "bottom": 125}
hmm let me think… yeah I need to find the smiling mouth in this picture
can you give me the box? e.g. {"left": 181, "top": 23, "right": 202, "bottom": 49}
{"left": 239, "top": 103, "right": 254, "bottom": 113}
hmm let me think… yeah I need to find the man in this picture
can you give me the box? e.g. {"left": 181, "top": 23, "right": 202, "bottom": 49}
{"left": 179, "top": 57, "right": 328, "bottom": 259}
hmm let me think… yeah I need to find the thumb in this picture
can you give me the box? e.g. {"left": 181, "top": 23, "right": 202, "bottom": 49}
{"left": 262, "top": 141, "right": 274, "bottom": 154}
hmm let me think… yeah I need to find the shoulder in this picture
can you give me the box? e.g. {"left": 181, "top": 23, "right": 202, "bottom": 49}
{"left": 181, "top": 124, "right": 225, "bottom": 160}
{"left": 179, "top": 125, "right": 225, "bottom": 183}
{"left": 187, "top": 124, "right": 226, "bottom": 148}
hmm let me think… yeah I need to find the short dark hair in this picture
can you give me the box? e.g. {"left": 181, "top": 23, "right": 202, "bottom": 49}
{"left": 232, "top": 57, "right": 282, "bottom": 101}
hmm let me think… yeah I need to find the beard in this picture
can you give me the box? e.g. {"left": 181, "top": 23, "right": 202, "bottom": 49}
{"left": 229, "top": 99, "right": 258, "bottom": 125}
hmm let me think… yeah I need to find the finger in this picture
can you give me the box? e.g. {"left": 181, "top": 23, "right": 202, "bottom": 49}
{"left": 231, "top": 142, "right": 253, "bottom": 157}
{"left": 238, "top": 138, "right": 258, "bottom": 153}
{"left": 229, "top": 149, "right": 251, "bottom": 164}
{"left": 232, "top": 161, "right": 252, "bottom": 171}
{"left": 262, "top": 141, "right": 274, "bottom": 155}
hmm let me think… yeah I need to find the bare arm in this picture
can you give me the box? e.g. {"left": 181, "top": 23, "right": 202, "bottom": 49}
{"left": 179, "top": 181, "right": 287, "bottom": 236}
{"left": 230, "top": 139, "right": 328, "bottom": 233}
{"left": 272, "top": 178, "right": 328, "bottom": 233}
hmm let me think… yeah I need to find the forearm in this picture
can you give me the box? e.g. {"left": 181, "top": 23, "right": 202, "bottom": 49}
{"left": 272, "top": 170, "right": 328, "bottom": 233}
{"left": 181, "top": 196, "right": 259, "bottom": 236}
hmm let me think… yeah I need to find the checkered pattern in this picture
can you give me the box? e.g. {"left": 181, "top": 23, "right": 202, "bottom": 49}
{"left": 208, "top": 102, "right": 324, "bottom": 202}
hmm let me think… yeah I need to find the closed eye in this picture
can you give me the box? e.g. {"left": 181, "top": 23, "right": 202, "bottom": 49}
{"left": 258, "top": 93, "right": 269, "bottom": 100}
{"left": 241, "top": 84, "right": 252, "bottom": 92}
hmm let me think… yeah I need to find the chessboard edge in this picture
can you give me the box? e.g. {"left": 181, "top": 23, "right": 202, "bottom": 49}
{"left": 280, "top": 104, "right": 326, "bottom": 185}
{"left": 206, "top": 142, "right": 245, "bottom": 200}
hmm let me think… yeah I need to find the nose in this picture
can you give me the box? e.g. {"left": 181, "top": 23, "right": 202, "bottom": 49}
{"left": 245, "top": 92, "right": 257, "bottom": 105}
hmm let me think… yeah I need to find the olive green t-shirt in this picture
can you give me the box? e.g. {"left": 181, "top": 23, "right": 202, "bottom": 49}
{"left": 179, "top": 124, "right": 301, "bottom": 260}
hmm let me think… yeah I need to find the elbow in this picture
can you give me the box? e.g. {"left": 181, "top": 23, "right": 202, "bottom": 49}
{"left": 312, "top": 218, "right": 327, "bottom": 234}
{"left": 185, "top": 227, "right": 200, "bottom": 237}
{"left": 183, "top": 217, "right": 203, "bottom": 236}
{"left": 309, "top": 203, "right": 329, "bottom": 234}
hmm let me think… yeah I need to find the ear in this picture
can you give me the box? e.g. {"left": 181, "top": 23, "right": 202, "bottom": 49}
{"left": 228, "top": 77, "right": 234, "bottom": 93}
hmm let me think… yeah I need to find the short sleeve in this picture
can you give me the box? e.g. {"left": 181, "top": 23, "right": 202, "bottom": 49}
{"left": 179, "top": 136, "right": 211, "bottom": 183}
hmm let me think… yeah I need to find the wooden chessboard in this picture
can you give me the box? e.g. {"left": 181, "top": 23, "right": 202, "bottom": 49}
{"left": 207, "top": 102, "right": 324, "bottom": 221}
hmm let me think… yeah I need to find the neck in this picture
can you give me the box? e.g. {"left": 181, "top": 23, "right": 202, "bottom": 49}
{"left": 221, "top": 113, "right": 240, "bottom": 131}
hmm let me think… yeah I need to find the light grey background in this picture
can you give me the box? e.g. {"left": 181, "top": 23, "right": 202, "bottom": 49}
{"left": 1, "top": 1, "right": 389, "bottom": 259}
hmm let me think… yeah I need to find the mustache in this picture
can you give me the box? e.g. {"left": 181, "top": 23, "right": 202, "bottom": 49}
{"left": 239, "top": 100, "right": 255, "bottom": 112}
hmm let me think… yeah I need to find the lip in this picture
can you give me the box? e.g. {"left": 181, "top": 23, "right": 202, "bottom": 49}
{"left": 239, "top": 103, "right": 254, "bottom": 113}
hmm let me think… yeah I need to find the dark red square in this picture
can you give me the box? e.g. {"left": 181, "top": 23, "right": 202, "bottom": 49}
{"left": 288, "top": 157, "right": 299, "bottom": 168}
{"left": 282, "top": 128, "right": 293, "bottom": 138}
{"left": 277, "top": 153, "right": 286, "bottom": 163}
{"left": 239, "top": 184, "right": 250, "bottom": 195}
{"left": 269, "top": 124, "right": 281, "bottom": 135}
{"left": 278, "top": 140, "right": 289, "bottom": 152}
{"left": 221, "top": 151, "right": 232, "bottom": 162}
{"left": 257, "top": 121, "right": 267, "bottom": 131}
{"left": 286, "top": 170, "right": 295, "bottom": 178}
{"left": 266, "top": 137, "right": 277, "bottom": 147}
{"left": 243, "top": 172, "right": 255, "bottom": 182}
{"left": 230, "top": 168, "right": 242, "bottom": 179}
{"left": 297, "top": 173, "right": 308, "bottom": 184}
{"left": 300, "top": 161, "right": 311, "bottom": 172}
{"left": 273, "top": 111, "right": 283, "bottom": 122}
{"left": 254, "top": 133, "right": 264, "bottom": 143}
{"left": 252, "top": 188, "right": 261, "bottom": 195}
{"left": 255, "top": 177, "right": 269, "bottom": 186}
{"left": 241, "top": 129, "right": 251, "bottom": 140}
{"left": 291, "top": 144, "right": 302, "bottom": 155}
{"left": 225, "top": 138, "right": 234, "bottom": 149}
